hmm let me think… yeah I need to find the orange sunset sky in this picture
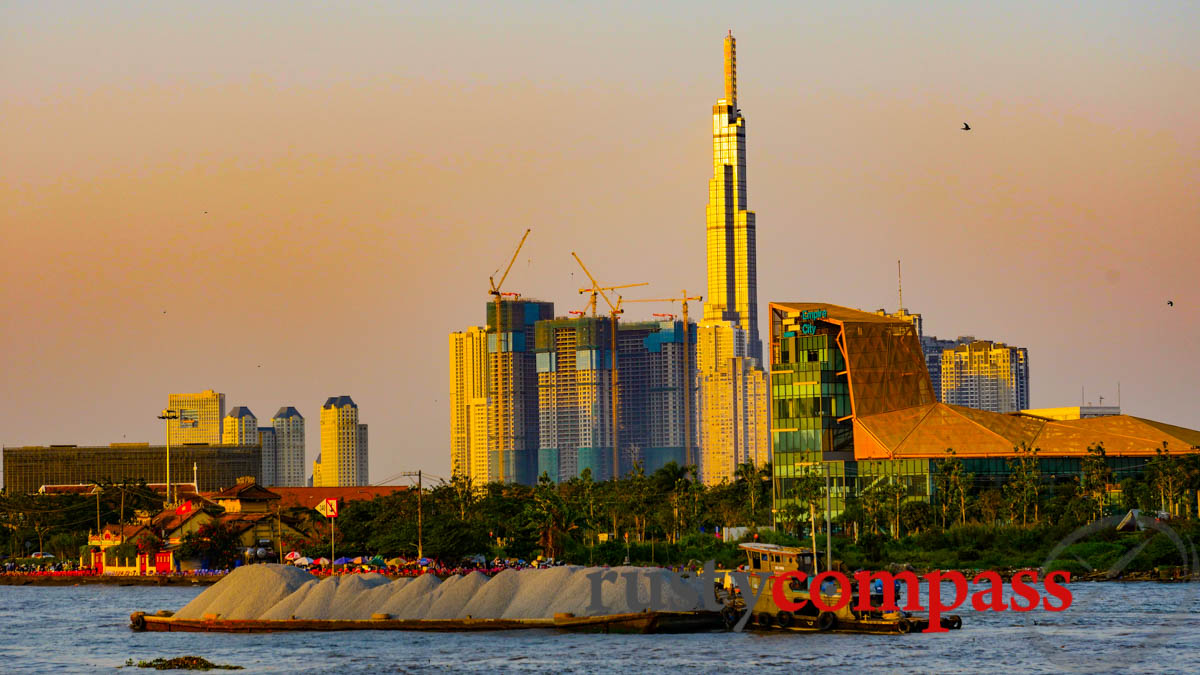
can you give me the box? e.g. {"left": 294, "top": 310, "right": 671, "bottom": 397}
{"left": 2, "top": 1, "right": 1198, "bottom": 483}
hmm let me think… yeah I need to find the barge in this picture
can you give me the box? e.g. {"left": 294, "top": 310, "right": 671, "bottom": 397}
{"left": 130, "top": 610, "right": 726, "bottom": 635}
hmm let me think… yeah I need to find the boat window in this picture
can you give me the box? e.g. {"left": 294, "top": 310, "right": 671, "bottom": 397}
{"left": 752, "top": 553, "right": 761, "bottom": 570}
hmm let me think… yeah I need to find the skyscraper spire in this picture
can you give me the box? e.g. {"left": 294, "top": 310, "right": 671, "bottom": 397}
{"left": 724, "top": 31, "right": 737, "bottom": 108}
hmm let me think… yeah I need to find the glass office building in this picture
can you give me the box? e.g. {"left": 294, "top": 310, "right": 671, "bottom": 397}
{"left": 768, "top": 301, "right": 1200, "bottom": 522}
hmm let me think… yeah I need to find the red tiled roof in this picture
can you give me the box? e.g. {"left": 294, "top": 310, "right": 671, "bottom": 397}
{"left": 269, "top": 486, "right": 408, "bottom": 510}
{"left": 39, "top": 484, "right": 101, "bottom": 494}
{"left": 211, "top": 482, "right": 282, "bottom": 501}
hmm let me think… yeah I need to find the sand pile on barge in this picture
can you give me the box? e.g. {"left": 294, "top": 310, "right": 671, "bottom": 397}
{"left": 177, "top": 564, "right": 712, "bottom": 621}
{"left": 175, "top": 564, "right": 314, "bottom": 620}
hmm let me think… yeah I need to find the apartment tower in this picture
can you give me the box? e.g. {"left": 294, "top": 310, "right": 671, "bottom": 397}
{"left": 313, "top": 396, "right": 368, "bottom": 486}
{"left": 449, "top": 326, "right": 491, "bottom": 482}
{"left": 166, "top": 390, "right": 225, "bottom": 444}
{"left": 272, "top": 407, "right": 306, "bottom": 487}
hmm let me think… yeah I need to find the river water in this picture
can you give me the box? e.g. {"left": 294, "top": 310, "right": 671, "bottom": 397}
{"left": 1, "top": 581, "right": 1198, "bottom": 673}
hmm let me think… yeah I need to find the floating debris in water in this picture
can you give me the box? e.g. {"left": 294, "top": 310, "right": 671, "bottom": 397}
{"left": 126, "top": 656, "right": 243, "bottom": 670}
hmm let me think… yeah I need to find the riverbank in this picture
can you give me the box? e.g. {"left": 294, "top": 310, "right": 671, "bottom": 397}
{"left": 0, "top": 574, "right": 222, "bottom": 587}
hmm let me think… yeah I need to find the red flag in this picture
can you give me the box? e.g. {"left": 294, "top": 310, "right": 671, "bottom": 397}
{"left": 175, "top": 500, "right": 193, "bottom": 516}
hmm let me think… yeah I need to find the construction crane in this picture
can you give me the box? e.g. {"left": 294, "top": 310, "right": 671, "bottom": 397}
{"left": 487, "top": 229, "right": 531, "bottom": 482}
{"left": 622, "top": 290, "right": 702, "bottom": 468}
{"left": 577, "top": 282, "right": 648, "bottom": 317}
{"left": 570, "top": 251, "right": 647, "bottom": 481}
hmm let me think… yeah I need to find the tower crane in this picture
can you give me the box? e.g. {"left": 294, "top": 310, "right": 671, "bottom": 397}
{"left": 570, "top": 251, "right": 647, "bottom": 481}
{"left": 577, "top": 282, "right": 648, "bottom": 317}
{"left": 622, "top": 291, "right": 702, "bottom": 468}
{"left": 487, "top": 228, "right": 531, "bottom": 482}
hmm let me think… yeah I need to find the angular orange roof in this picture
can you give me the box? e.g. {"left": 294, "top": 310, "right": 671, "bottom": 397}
{"left": 853, "top": 403, "right": 1200, "bottom": 459}
{"left": 770, "top": 302, "right": 903, "bottom": 324}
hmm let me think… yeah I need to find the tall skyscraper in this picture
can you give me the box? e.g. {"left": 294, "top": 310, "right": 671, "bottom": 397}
{"left": 167, "top": 390, "right": 225, "bottom": 444}
{"left": 697, "top": 33, "right": 771, "bottom": 485}
{"left": 941, "top": 341, "right": 1030, "bottom": 413}
{"left": 272, "top": 406, "right": 306, "bottom": 487}
{"left": 313, "top": 396, "right": 368, "bottom": 486}
{"left": 703, "top": 32, "right": 761, "bottom": 363}
{"left": 449, "top": 326, "right": 491, "bottom": 482}
{"left": 222, "top": 407, "right": 258, "bottom": 446}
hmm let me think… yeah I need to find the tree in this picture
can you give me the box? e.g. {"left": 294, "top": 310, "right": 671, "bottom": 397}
{"left": 1147, "top": 442, "right": 1185, "bottom": 516}
{"left": 521, "top": 472, "right": 578, "bottom": 559}
{"left": 734, "top": 462, "right": 770, "bottom": 526}
{"left": 790, "top": 470, "right": 825, "bottom": 574}
{"left": 447, "top": 474, "right": 477, "bottom": 522}
{"left": 1004, "top": 443, "right": 1041, "bottom": 525}
{"left": 178, "top": 521, "right": 241, "bottom": 570}
{"left": 899, "top": 500, "right": 933, "bottom": 534}
{"left": 933, "top": 449, "right": 971, "bottom": 527}
{"left": 1080, "top": 442, "right": 1113, "bottom": 522}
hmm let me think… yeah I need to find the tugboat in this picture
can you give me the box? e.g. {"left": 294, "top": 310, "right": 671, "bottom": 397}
{"left": 729, "top": 543, "right": 962, "bottom": 634}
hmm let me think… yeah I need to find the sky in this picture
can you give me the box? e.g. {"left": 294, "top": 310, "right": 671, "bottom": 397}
{"left": 2, "top": 1, "right": 1198, "bottom": 484}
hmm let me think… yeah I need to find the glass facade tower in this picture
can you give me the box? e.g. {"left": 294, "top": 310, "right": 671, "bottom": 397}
{"left": 703, "top": 32, "right": 761, "bottom": 363}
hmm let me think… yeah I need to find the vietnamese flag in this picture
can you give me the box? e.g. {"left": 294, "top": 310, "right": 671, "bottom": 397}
{"left": 175, "top": 500, "right": 193, "bottom": 516}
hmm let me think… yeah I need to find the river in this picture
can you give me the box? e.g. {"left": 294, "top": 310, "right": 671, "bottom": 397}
{"left": 1, "top": 581, "right": 1198, "bottom": 673}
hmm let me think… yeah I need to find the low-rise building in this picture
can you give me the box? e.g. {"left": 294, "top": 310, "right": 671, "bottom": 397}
{"left": 2, "top": 443, "right": 261, "bottom": 495}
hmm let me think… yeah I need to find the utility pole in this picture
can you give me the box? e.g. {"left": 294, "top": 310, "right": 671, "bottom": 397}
{"left": 398, "top": 471, "right": 424, "bottom": 558}
{"left": 158, "top": 409, "right": 180, "bottom": 505}
{"left": 825, "top": 466, "right": 832, "bottom": 573}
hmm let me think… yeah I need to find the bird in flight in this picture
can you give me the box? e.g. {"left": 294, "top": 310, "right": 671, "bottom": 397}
{"left": 1167, "top": 300, "right": 1174, "bottom": 307}
{"left": 961, "top": 123, "right": 971, "bottom": 131}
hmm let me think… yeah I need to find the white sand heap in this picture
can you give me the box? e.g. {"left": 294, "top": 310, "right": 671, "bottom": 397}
{"left": 175, "top": 564, "right": 315, "bottom": 620}
{"left": 175, "top": 564, "right": 714, "bottom": 621}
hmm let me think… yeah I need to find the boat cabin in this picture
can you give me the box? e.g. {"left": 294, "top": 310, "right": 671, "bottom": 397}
{"left": 739, "top": 543, "right": 821, "bottom": 576}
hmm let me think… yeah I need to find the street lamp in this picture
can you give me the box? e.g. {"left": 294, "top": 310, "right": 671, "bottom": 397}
{"left": 158, "top": 409, "right": 180, "bottom": 505}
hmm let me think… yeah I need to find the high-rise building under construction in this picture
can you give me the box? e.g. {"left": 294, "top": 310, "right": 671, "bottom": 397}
{"left": 533, "top": 317, "right": 697, "bottom": 482}
{"left": 488, "top": 299, "right": 554, "bottom": 484}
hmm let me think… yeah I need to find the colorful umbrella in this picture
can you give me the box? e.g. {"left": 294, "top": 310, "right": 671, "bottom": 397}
{"left": 333, "top": 557, "right": 352, "bottom": 565}
{"left": 284, "top": 551, "right": 301, "bottom": 561}
{"left": 315, "top": 557, "right": 330, "bottom": 565}
{"left": 385, "top": 557, "right": 404, "bottom": 567}
{"left": 295, "top": 557, "right": 313, "bottom": 566}
{"left": 351, "top": 556, "right": 365, "bottom": 565}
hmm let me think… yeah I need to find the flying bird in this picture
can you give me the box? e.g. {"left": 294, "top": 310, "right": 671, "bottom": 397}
{"left": 961, "top": 123, "right": 971, "bottom": 131}
{"left": 1167, "top": 300, "right": 1174, "bottom": 307}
